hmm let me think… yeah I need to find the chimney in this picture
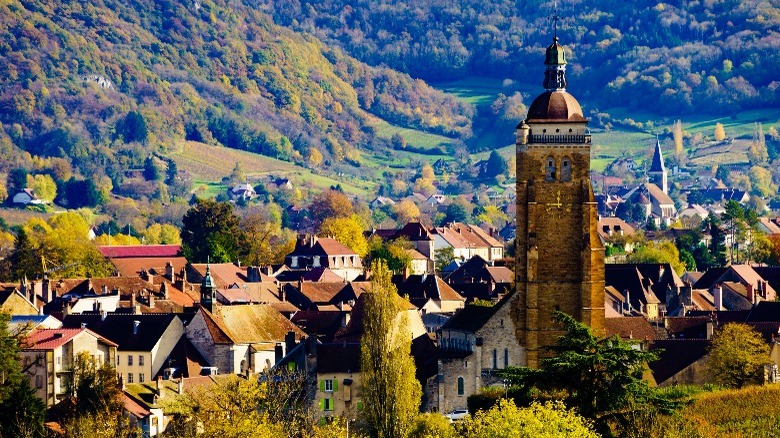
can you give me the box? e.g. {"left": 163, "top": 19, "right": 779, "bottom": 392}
{"left": 165, "top": 262, "right": 174, "bottom": 280}
{"left": 161, "top": 282, "right": 169, "bottom": 299}
{"left": 147, "top": 273, "right": 155, "bottom": 285}
{"left": 706, "top": 321, "right": 714, "bottom": 340}
{"left": 133, "top": 320, "right": 140, "bottom": 335}
{"left": 119, "top": 375, "right": 126, "bottom": 391}
{"left": 285, "top": 331, "right": 297, "bottom": 355}
{"left": 101, "top": 310, "right": 107, "bottom": 321}
{"left": 134, "top": 304, "right": 141, "bottom": 315}
{"left": 87, "top": 279, "right": 94, "bottom": 294}
{"left": 177, "top": 378, "right": 184, "bottom": 395}
{"left": 156, "top": 376, "right": 164, "bottom": 398}
{"left": 42, "top": 276, "right": 52, "bottom": 303}
{"left": 714, "top": 285, "right": 723, "bottom": 311}
{"left": 148, "top": 292, "right": 155, "bottom": 309}
{"left": 130, "top": 293, "right": 136, "bottom": 308}
{"left": 235, "top": 259, "right": 241, "bottom": 268}
{"left": 101, "top": 285, "right": 109, "bottom": 295}
{"left": 658, "top": 265, "right": 665, "bottom": 282}
{"left": 746, "top": 283, "right": 755, "bottom": 304}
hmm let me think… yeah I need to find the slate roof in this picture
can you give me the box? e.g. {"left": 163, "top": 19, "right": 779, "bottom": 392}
{"left": 394, "top": 274, "right": 464, "bottom": 308}
{"left": 98, "top": 245, "right": 181, "bottom": 258}
{"left": 302, "top": 267, "right": 345, "bottom": 282}
{"left": 291, "top": 311, "right": 346, "bottom": 343}
{"left": 156, "top": 336, "right": 210, "bottom": 379}
{"left": 649, "top": 138, "right": 665, "bottom": 172}
{"left": 316, "top": 343, "right": 362, "bottom": 374}
{"left": 61, "top": 314, "right": 178, "bottom": 352}
{"left": 446, "top": 255, "right": 514, "bottom": 285}
{"left": 665, "top": 317, "right": 709, "bottom": 339}
{"left": 441, "top": 293, "right": 513, "bottom": 333}
{"left": 649, "top": 339, "right": 710, "bottom": 384}
{"left": 746, "top": 302, "right": 780, "bottom": 322}
{"left": 691, "top": 268, "right": 728, "bottom": 290}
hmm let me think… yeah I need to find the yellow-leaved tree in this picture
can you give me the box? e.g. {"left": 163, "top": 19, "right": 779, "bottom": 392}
{"left": 706, "top": 323, "right": 771, "bottom": 388}
{"left": 318, "top": 214, "right": 368, "bottom": 257}
{"left": 714, "top": 122, "right": 726, "bottom": 141}
{"left": 458, "top": 399, "right": 598, "bottom": 438}
{"left": 358, "top": 260, "right": 421, "bottom": 438}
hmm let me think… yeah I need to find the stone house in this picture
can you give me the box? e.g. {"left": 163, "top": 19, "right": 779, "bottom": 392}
{"left": 21, "top": 328, "right": 117, "bottom": 407}
{"left": 185, "top": 304, "right": 305, "bottom": 375}
{"left": 432, "top": 222, "right": 504, "bottom": 262}
{"left": 62, "top": 313, "right": 184, "bottom": 385}
{"left": 284, "top": 236, "right": 364, "bottom": 281}
{"left": 393, "top": 273, "right": 465, "bottom": 315}
{"left": 435, "top": 293, "right": 525, "bottom": 413}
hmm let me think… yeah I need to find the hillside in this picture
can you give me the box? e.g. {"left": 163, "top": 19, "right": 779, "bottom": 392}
{"left": 0, "top": 0, "right": 472, "bottom": 208}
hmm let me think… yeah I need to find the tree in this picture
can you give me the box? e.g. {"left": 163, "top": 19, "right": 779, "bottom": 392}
{"left": 319, "top": 214, "right": 369, "bottom": 257}
{"left": 391, "top": 133, "right": 407, "bottom": 149}
{"left": 0, "top": 312, "right": 46, "bottom": 438}
{"left": 500, "top": 312, "right": 678, "bottom": 435}
{"left": 394, "top": 199, "right": 421, "bottom": 224}
{"left": 673, "top": 119, "right": 684, "bottom": 158}
{"left": 749, "top": 166, "right": 776, "bottom": 198}
{"left": 714, "top": 122, "right": 726, "bottom": 141}
{"left": 458, "top": 400, "right": 598, "bottom": 438}
{"left": 410, "top": 413, "right": 456, "bottom": 438}
{"left": 359, "top": 260, "right": 421, "bottom": 438}
{"left": 309, "top": 190, "right": 353, "bottom": 226}
{"left": 706, "top": 323, "right": 770, "bottom": 388}
{"left": 366, "top": 236, "right": 413, "bottom": 273}
{"left": 117, "top": 110, "right": 148, "bottom": 143}
{"left": 748, "top": 122, "right": 768, "bottom": 165}
{"left": 444, "top": 203, "right": 469, "bottom": 224}
{"left": 144, "top": 223, "right": 182, "bottom": 245}
{"left": 240, "top": 207, "right": 296, "bottom": 265}
{"left": 308, "top": 147, "right": 323, "bottom": 167}
{"left": 626, "top": 241, "right": 686, "bottom": 275}
{"left": 435, "top": 247, "right": 455, "bottom": 271}
{"left": 181, "top": 199, "right": 242, "bottom": 263}
{"left": 482, "top": 150, "right": 509, "bottom": 179}
{"left": 143, "top": 156, "right": 161, "bottom": 181}
{"left": 26, "top": 174, "right": 56, "bottom": 202}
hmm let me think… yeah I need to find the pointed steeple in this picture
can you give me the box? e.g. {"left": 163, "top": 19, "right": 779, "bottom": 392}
{"left": 648, "top": 136, "right": 668, "bottom": 194}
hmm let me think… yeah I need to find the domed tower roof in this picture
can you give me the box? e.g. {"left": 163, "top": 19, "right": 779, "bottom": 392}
{"left": 527, "top": 91, "right": 585, "bottom": 122}
{"left": 525, "top": 36, "right": 585, "bottom": 123}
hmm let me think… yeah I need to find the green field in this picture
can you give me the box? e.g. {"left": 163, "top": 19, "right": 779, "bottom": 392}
{"left": 370, "top": 117, "right": 456, "bottom": 152}
{"left": 170, "top": 141, "right": 375, "bottom": 196}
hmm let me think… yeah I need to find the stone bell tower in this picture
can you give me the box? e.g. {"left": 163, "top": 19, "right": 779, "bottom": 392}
{"left": 513, "top": 36, "right": 605, "bottom": 368}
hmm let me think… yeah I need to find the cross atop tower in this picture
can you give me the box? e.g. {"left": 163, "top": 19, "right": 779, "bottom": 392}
{"left": 550, "top": 2, "right": 560, "bottom": 39}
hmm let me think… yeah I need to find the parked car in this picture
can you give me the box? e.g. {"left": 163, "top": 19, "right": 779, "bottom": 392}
{"left": 444, "top": 409, "right": 469, "bottom": 422}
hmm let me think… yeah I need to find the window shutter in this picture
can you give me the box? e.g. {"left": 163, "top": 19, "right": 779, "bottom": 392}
{"left": 332, "top": 379, "right": 338, "bottom": 391}
{"left": 357, "top": 401, "right": 364, "bottom": 411}
{"left": 319, "top": 380, "right": 325, "bottom": 392}
{"left": 319, "top": 398, "right": 324, "bottom": 411}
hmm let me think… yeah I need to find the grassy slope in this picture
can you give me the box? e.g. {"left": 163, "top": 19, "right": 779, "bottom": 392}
{"left": 170, "top": 141, "right": 375, "bottom": 196}
{"left": 0, "top": 207, "right": 53, "bottom": 227}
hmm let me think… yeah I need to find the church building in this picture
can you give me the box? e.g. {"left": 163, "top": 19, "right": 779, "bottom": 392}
{"left": 513, "top": 36, "right": 606, "bottom": 367}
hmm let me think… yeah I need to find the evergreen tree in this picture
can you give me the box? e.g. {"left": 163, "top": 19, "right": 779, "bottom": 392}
{"left": 181, "top": 199, "right": 242, "bottom": 263}
{"left": 359, "top": 260, "right": 421, "bottom": 438}
{"left": 10, "top": 228, "right": 40, "bottom": 280}
{"left": 483, "top": 150, "right": 509, "bottom": 179}
{"left": 143, "top": 156, "right": 161, "bottom": 181}
{"left": 501, "top": 312, "right": 680, "bottom": 436}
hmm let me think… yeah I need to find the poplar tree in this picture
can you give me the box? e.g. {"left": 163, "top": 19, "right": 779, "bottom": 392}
{"left": 359, "top": 260, "right": 421, "bottom": 438}
{"left": 673, "top": 119, "right": 683, "bottom": 158}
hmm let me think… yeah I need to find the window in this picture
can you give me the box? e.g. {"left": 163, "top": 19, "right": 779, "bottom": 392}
{"left": 35, "top": 375, "right": 43, "bottom": 389}
{"left": 545, "top": 156, "right": 557, "bottom": 181}
{"left": 139, "top": 355, "right": 144, "bottom": 366}
{"left": 312, "top": 256, "right": 320, "bottom": 267}
{"left": 457, "top": 377, "right": 464, "bottom": 396}
{"left": 128, "top": 356, "right": 133, "bottom": 366}
{"left": 561, "top": 158, "right": 571, "bottom": 181}
{"left": 325, "top": 380, "right": 333, "bottom": 392}
{"left": 504, "top": 349, "right": 509, "bottom": 368}
{"left": 492, "top": 349, "right": 497, "bottom": 369}
{"left": 322, "top": 398, "right": 334, "bottom": 411}
{"left": 127, "top": 373, "right": 134, "bottom": 383}
{"left": 139, "top": 373, "right": 144, "bottom": 383}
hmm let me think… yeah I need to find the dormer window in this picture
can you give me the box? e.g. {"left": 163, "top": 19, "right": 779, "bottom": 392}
{"left": 312, "top": 256, "right": 320, "bottom": 267}
{"left": 545, "top": 156, "right": 557, "bottom": 181}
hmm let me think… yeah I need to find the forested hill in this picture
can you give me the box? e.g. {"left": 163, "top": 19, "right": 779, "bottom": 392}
{"left": 263, "top": 0, "right": 780, "bottom": 115}
{"left": 0, "top": 0, "right": 472, "bottom": 189}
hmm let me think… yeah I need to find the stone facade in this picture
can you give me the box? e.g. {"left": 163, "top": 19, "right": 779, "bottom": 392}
{"left": 513, "top": 37, "right": 605, "bottom": 368}
{"left": 435, "top": 293, "right": 525, "bottom": 412}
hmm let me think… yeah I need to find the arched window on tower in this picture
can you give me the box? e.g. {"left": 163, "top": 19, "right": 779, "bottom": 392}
{"left": 561, "top": 157, "right": 572, "bottom": 181}
{"left": 545, "top": 156, "right": 557, "bottom": 181}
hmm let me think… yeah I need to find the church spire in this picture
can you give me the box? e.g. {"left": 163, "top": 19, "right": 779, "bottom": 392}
{"left": 543, "top": 7, "right": 567, "bottom": 91}
{"left": 648, "top": 136, "right": 668, "bottom": 194}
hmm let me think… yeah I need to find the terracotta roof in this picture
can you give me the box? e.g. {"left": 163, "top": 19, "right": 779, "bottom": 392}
{"left": 189, "top": 263, "right": 247, "bottom": 289}
{"left": 25, "top": 328, "right": 117, "bottom": 350}
{"left": 123, "top": 394, "right": 150, "bottom": 419}
{"left": 605, "top": 317, "right": 657, "bottom": 341}
{"left": 405, "top": 248, "right": 428, "bottom": 260}
{"left": 526, "top": 90, "right": 585, "bottom": 122}
{"left": 98, "top": 245, "right": 181, "bottom": 258}
{"left": 485, "top": 267, "right": 514, "bottom": 284}
{"left": 315, "top": 238, "right": 358, "bottom": 256}
{"left": 597, "top": 217, "right": 636, "bottom": 240}
{"left": 300, "top": 283, "right": 350, "bottom": 304}
{"left": 691, "top": 290, "right": 715, "bottom": 311}
{"left": 759, "top": 218, "right": 780, "bottom": 235}
{"left": 109, "top": 257, "right": 188, "bottom": 278}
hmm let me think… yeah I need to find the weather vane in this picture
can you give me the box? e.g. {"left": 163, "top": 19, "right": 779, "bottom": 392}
{"left": 551, "top": 2, "right": 560, "bottom": 39}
